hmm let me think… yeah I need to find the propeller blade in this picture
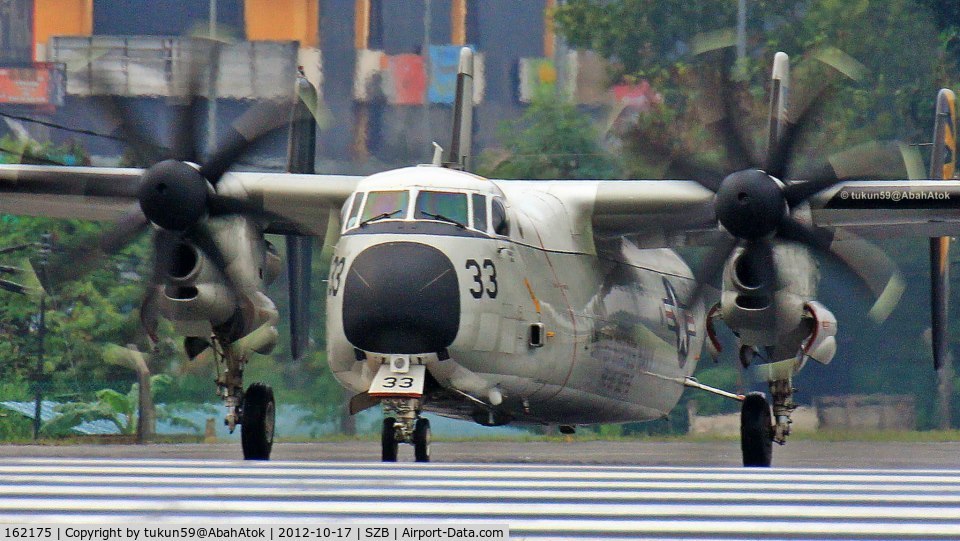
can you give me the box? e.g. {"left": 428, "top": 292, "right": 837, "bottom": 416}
{"left": 198, "top": 99, "right": 299, "bottom": 185}
{"left": 286, "top": 76, "right": 319, "bottom": 361}
{"left": 41, "top": 205, "right": 150, "bottom": 291}
{"left": 765, "top": 77, "right": 834, "bottom": 180}
{"left": 90, "top": 90, "right": 166, "bottom": 166}
{"left": 737, "top": 239, "right": 777, "bottom": 292}
{"left": 139, "top": 284, "right": 161, "bottom": 346}
{"left": 766, "top": 52, "right": 789, "bottom": 169}
{"left": 624, "top": 128, "right": 726, "bottom": 191}
{"left": 287, "top": 235, "right": 313, "bottom": 361}
{"left": 783, "top": 141, "right": 914, "bottom": 205}
{"left": 183, "top": 221, "right": 244, "bottom": 307}
{"left": 779, "top": 217, "right": 904, "bottom": 323}
{"left": 103, "top": 343, "right": 149, "bottom": 373}
{"left": 694, "top": 48, "right": 756, "bottom": 171}
{"left": 931, "top": 235, "right": 950, "bottom": 370}
{"left": 167, "top": 48, "right": 209, "bottom": 164}
{"left": 685, "top": 235, "right": 739, "bottom": 309}
{"left": 929, "top": 88, "right": 957, "bottom": 370}
{"left": 766, "top": 47, "right": 868, "bottom": 180}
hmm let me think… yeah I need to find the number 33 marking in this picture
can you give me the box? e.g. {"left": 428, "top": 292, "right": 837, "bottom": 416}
{"left": 466, "top": 258, "right": 497, "bottom": 299}
{"left": 382, "top": 377, "right": 414, "bottom": 389}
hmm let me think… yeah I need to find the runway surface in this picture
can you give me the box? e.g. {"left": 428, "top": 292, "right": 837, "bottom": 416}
{"left": 0, "top": 455, "right": 959, "bottom": 539}
{"left": 0, "top": 440, "right": 958, "bottom": 467}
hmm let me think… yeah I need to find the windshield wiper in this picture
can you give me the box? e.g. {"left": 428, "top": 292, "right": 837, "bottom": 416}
{"left": 359, "top": 209, "right": 403, "bottom": 227}
{"left": 419, "top": 211, "right": 466, "bottom": 228}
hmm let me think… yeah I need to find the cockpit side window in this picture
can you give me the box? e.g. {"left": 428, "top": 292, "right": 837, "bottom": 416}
{"left": 491, "top": 197, "right": 509, "bottom": 236}
{"left": 471, "top": 194, "right": 487, "bottom": 231}
{"left": 415, "top": 191, "right": 468, "bottom": 226}
{"left": 345, "top": 193, "right": 364, "bottom": 229}
{"left": 360, "top": 191, "right": 409, "bottom": 224}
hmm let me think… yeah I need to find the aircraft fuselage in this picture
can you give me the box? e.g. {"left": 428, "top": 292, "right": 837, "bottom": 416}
{"left": 325, "top": 167, "right": 705, "bottom": 426}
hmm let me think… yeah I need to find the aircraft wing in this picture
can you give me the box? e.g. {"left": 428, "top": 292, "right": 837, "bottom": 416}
{"left": 502, "top": 180, "right": 721, "bottom": 250}
{"left": 216, "top": 171, "right": 362, "bottom": 235}
{"left": 0, "top": 165, "right": 142, "bottom": 221}
{"left": 808, "top": 180, "right": 960, "bottom": 238}
{"left": 0, "top": 164, "right": 362, "bottom": 235}
{"left": 528, "top": 178, "right": 960, "bottom": 250}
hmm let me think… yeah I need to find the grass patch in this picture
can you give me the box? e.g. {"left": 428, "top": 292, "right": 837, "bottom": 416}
{"left": 0, "top": 434, "right": 204, "bottom": 445}
{"left": 3, "top": 430, "right": 960, "bottom": 446}
{"left": 790, "top": 429, "right": 960, "bottom": 443}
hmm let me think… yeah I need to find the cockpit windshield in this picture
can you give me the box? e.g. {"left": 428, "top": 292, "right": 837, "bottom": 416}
{"left": 360, "top": 191, "right": 409, "bottom": 224}
{"left": 415, "top": 191, "right": 468, "bottom": 226}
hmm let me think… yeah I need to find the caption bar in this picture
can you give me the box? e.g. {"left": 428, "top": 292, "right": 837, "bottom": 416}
{"left": 0, "top": 526, "right": 509, "bottom": 541}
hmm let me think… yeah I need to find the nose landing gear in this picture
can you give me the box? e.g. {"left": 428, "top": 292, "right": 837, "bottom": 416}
{"left": 380, "top": 399, "right": 431, "bottom": 462}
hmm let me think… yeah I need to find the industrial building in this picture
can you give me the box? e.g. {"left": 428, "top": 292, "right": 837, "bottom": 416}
{"left": 0, "top": 1, "right": 647, "bottom": 171}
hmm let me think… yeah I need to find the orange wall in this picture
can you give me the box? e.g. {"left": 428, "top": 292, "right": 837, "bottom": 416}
{"left": 34, "top": 0, "right": 93, "bottom": 59}
{"left": 245, "top": 0, "right": 319, "bottom": 48}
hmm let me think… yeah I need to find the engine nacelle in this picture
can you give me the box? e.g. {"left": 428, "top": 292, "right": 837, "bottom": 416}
{"left": 153, "top": 217, "right": 279, "bottom": 348}
{"left": 799, "top": 301, "right": 837, "bottom": 365}
{"left": 158, "top": 241, "right": 237, "bottom": 337}
{"left": 720, "top": 243, "right": 816, "bottom": 349}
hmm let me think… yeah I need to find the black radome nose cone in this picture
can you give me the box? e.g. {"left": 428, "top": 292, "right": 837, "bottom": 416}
{"left": 343, "top": 242, "right": 460, "bottom": 354}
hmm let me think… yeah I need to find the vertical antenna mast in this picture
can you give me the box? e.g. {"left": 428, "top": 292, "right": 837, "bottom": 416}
{"left": 447, "top": 47, "right": 474, "bottom": 170}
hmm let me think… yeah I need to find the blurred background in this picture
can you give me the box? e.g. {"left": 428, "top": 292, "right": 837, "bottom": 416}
{"left": 0, "top": 0, "right": 955, "bottom": 442}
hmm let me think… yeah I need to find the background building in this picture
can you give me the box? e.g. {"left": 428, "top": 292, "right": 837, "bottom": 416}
{"left": 0, "top": 0, "right": 647, "bottom": 173}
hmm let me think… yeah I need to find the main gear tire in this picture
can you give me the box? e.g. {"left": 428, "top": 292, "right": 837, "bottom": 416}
{"left": 413, "top": 418, "right": 431, "bottom": 463}
{"left": 741, "top": 391, "right": 773, "bottom": 467}
{"left": 241, "top": 382, "right": 275, "bottom": 460}
{"left": 382, "top": 417, "right": 399, "bottom": 462}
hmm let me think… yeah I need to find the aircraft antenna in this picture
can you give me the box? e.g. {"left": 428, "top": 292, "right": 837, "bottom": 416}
{"left": 446, "top": 47, "right": 474, "bottom": 171}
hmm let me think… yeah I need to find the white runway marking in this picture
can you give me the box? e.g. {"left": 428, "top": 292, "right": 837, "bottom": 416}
{"left": 0, "top": 458, "right": 958, "bottom": 539}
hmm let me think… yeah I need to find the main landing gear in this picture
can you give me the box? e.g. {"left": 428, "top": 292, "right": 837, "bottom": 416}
{"left": 241, "top": 382, "right": 276, "bottom": 460}
{"left": 684, "top": 377, "right": 775, "bottom": 467}
{"left": 381, "top": 398, "right": 431, "bottom": 462}
{"left": 740, "top": 392, "right": 773, "bottom": 467}
{"left": 209, "top": 337, "right": 276, "bottom": 460}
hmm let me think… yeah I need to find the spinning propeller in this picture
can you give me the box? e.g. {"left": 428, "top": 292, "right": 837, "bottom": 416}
{"left": 639, "top": 45, "right": 907, "bottom": 322}
{"left": 41, "top": 67, "right": 303, "bottom": 344}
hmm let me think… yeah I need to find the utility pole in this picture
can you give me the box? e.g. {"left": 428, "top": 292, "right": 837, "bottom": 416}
{"left": 32, "top": 232, "right": 51, "bottom": 440}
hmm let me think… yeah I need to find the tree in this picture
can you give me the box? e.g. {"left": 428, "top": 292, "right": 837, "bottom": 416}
{"left": 553, "top": 0, "right": 960, "bottom": 430}
{"left": 478, "top": 90, "right": 621, "bottom": 180}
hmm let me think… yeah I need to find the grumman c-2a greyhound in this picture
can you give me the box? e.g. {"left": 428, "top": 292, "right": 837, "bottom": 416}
{"left": 0, "top": 47, "right": 955, "bottom": 466}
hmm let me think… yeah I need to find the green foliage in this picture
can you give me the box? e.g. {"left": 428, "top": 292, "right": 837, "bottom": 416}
{"left": 0, "top": 135, "right": 89, "bottom": 166}
{"left": 478, "top": 90, "right": 621, "bottom": 180}
{"left": 42, "top": 374, "right": 177, "bottom": 436}
{"left": 556, "top": 0, "right": 960, "bottom": 177}
{"left": 554, "top": 0, "right": 743, "bottom": 83}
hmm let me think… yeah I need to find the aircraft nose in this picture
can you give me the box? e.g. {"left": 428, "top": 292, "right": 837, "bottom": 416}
{"left": 342, "top": 242, "right": 460, "bottom": 354}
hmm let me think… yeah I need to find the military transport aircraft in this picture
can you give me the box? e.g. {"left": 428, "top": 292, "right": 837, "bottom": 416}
{"left": 0, "top": 47, "right": 955, "bottom": 466}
